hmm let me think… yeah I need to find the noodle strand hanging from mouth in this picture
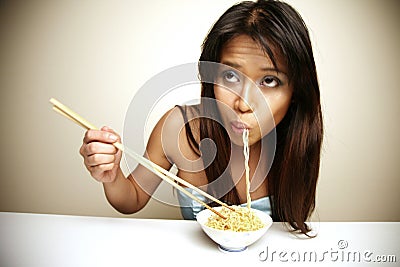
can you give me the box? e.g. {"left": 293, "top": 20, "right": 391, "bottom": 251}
{"left": 242, "top": 129, "right": 251, "bottom": 209}
{"left": 204, "top": 129, "right": 267, "bottom": 232}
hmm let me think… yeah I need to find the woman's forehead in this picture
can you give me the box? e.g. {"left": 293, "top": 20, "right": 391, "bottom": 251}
{"left": 221, "top": 35, "right": 287, "bottom": 74}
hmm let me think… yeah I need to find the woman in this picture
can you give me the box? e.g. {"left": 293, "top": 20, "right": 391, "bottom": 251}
{"left": 80, "top": 0, "right": 323, "bottom": 236}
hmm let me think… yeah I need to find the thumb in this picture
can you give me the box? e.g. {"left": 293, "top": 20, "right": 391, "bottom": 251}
{"left": 101, "top": 126, "right": 121, "bottom": 141}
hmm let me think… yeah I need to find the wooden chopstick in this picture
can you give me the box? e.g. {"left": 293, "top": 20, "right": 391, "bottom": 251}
{"left": 122, "top": 143, "right": 235, "bottom": 212}
{"left": 51, "top": 98, "right": 233, "bottom": 211}
{"left": 50, "top": 98, "right": 230, "bottom": 219}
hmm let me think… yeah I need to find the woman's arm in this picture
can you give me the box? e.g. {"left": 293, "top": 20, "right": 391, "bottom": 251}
{"left": 79, "top": 108, "right": 181, "bottom": 214}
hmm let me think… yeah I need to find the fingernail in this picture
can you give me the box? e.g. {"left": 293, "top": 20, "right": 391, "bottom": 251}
{"left": 109, "top": 134, "right": 117, "bottom": 141}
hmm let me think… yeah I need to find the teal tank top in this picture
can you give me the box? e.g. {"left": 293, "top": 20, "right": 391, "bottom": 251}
{"left": 176, "top": 187, "right": 272, "bottom": 220}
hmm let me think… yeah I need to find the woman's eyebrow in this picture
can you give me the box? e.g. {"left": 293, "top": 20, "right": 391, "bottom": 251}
{"left": 260, "top": 67, "right": 287, "bottom": 75}
{"left": 220, "top": 60, "right": 241, "bottom": 69}
{"left": 221, "top": 60, "right": 288, "bottom": 76}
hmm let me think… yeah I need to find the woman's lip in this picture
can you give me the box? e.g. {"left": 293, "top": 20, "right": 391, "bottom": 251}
{"left": 230, "top": 121, "right": 250, "bottom": 134}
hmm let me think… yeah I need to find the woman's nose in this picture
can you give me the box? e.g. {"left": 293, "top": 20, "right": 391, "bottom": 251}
{"left": 234, "top": 80, "right": 253, "bottom": 113}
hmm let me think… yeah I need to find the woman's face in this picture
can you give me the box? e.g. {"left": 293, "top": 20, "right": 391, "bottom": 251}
{"left": 214, "top": 35, "right": 293, "bottom": 146}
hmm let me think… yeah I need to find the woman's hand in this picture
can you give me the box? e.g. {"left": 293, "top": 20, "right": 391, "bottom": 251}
{"left": 79, "top": 126, "right": 122, "bottom": 183}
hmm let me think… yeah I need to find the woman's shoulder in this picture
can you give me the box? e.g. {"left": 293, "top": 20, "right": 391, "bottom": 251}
{"left": 174, "top": 104, "right": 201, "bottom": 122}
{"left": 151, "top": 105, "right": 201, "bottom": 163}
{"left": 162, "top": 104, "right": 201, "bottom": 138}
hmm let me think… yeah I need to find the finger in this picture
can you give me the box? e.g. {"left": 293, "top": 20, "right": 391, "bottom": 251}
{"left": 90, "top": 163, "right": 115, "bottom": 181}
{"left": 85, "top": 154, "right": 116, "bottom": 167}
{"left": 84, "top": 142, "right": 118, "bottom": 156}
{"left": 83, "top": 129, "right": 119, "bottom": 144}
{"left": 101, "top": 126, "right": 120, "bottom": 135}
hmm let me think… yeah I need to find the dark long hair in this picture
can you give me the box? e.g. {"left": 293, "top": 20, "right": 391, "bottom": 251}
{"left": 182, "top": 0, "right": 323, "bottom": 236}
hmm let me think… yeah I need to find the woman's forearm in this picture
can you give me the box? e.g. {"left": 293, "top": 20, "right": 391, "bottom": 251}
{"left": 102, "top": 168, "right": 140, "bottom": 214}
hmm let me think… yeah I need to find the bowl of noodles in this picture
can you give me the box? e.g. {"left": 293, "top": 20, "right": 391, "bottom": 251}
{"left": 196, "top": 206, "right": 273, "bottom": 252}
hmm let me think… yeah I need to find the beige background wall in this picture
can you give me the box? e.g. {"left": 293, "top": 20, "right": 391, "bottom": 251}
{"left": 0, "top": 0, "right": 399, "bottom": 221}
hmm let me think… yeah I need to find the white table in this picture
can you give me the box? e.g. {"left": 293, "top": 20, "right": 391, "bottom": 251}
{"left": 0, "top": 212, "right": 398, "bottom": 267}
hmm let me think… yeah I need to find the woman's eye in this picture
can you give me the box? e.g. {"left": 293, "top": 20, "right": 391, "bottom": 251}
{"left": 261, "top": 76, "right": 281, "bottom": 88}
{"left": 223, "top": 70, "right": 240, "bottom": 83}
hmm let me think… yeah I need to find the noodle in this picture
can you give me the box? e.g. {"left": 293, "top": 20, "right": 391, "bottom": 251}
{"left": 205, "top": 206, "right": 265, "bottom": 232}
{"left": 242, "top": 129, "right": 251, "bottom": 209}
{"left": 205, "top": 130, "right": 265, "bottom": 232}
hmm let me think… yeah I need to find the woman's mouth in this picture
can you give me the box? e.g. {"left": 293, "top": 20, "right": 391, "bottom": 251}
{"left": 230, "top": 121, "right": 250, "bottom": 134}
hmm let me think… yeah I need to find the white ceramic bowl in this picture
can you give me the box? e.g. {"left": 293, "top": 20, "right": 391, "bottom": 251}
{"left": 196, "top": 206, "right": 273, "bottom": 252}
